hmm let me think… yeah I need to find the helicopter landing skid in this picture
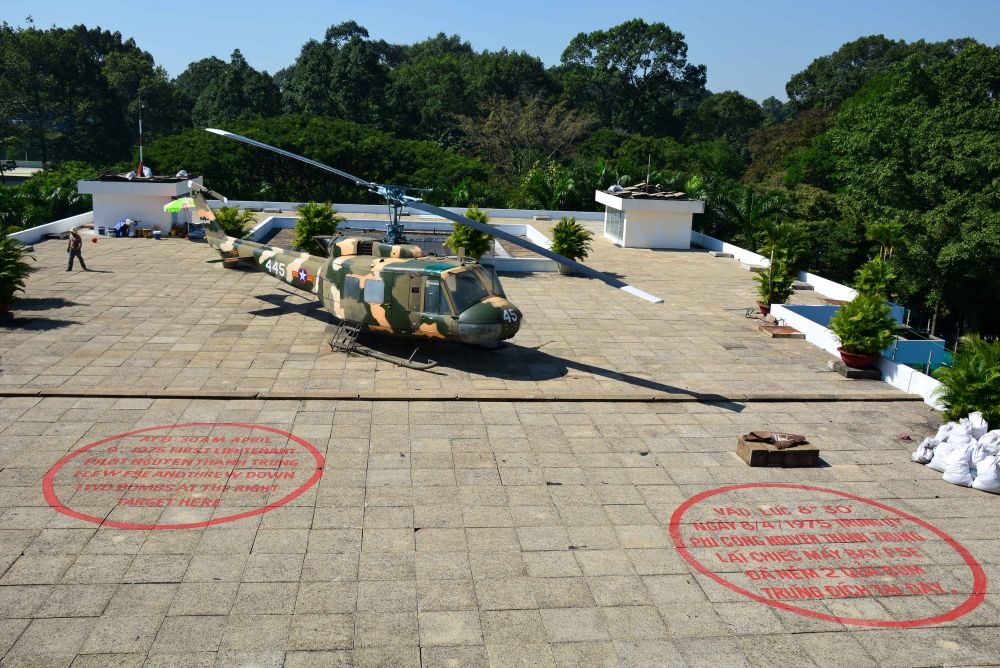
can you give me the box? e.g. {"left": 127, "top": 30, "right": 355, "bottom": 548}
{"left": 329, "top": 321, "right": 439, "bottom": 371}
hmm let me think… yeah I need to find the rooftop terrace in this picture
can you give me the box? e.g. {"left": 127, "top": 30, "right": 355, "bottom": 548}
{"left": 0, "top": 222, "right": 995, "bottom": 666}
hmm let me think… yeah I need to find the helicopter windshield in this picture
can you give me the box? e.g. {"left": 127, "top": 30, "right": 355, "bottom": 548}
{"left": 444, "top": 270, "right": 493, "bottom": 312}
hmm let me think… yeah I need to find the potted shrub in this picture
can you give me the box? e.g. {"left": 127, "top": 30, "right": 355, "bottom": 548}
{"left": 213, "top": 206, "right": 256, "bottom": 239}
{"left": 294, "top": 202, "right": 343, "bottom": 255}
{"left": 550, "top": 216, "right": 593, "bottom": 275}
{"left": 828, "top": 293, "right": 898, "bottom": 368}
{"left": 0, "top": 235, "right": 35, "bottom": 315}
{"left": 445, "top": 205, "right": 493, "bottom": 260}
{"left": 753, "top": 259, "right": 794, "bottom": 315}
{"left": 934, "top": 335, "right": 1000, "bottom": 425}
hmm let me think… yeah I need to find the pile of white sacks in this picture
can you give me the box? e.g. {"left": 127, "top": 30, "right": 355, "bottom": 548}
{"left": 912, "top": 412, "right": 1000, "bottom": 493}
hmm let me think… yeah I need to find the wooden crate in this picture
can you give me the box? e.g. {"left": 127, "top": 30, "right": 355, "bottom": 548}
{"left": 737, "top": 436, "right": 820, "bottom": 468}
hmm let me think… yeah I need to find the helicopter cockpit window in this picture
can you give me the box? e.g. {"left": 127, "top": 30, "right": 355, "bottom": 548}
{"left": 364, "top": 279, "right": 384, "bottom": 305}
{"left": 445, "top": 272, "right": 490, "bottom": 313}
{"left": 423, "top": 279, "right": 451, "bottom": 314}
{"left": 487, "top": 267, "right": 506, "bottom": 297}
{"left": 344, "top": 276, "right": 361, "bottom": 301}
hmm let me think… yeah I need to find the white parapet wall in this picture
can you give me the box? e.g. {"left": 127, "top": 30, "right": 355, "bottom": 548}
{"left": 771, "top": 304, "right": 942, "bottom": 408}
{"left": 7, "top": 211, "right": 94, "bottom": 244}
{"left": 696, "top": 228, "right": 941, "bottom": 407}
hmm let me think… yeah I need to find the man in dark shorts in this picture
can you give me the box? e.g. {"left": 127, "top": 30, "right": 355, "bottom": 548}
{"left": 67, "top": 228, "right": 88, "bottom": 271}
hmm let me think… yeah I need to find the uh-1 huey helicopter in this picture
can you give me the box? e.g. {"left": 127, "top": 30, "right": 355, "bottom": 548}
{"left": 195, "top": 128, "right": 663, "bottom": 369}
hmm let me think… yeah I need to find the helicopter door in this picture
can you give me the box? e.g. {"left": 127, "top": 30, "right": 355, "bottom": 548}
{"left": 388, "top": 273, "right": 422, "bottom": 332}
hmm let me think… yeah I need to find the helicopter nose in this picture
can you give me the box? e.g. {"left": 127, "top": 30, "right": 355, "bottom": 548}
{"left": 457, "top": 301, "right": 522, "bottom": 345}
{"left": 499, "top": 306, "right": 522, "bottom": 340}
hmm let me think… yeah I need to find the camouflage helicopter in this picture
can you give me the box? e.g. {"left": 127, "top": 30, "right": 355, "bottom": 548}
{"left": 196, "top": 129, "right": 663, "bottom": 369}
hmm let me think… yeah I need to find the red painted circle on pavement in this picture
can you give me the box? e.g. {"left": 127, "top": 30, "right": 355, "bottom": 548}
{"left": 43, "top": 423, "right": 325, "bottom": 530}
{"left": 669, "top": 483, "right": 986, "bottom": 628}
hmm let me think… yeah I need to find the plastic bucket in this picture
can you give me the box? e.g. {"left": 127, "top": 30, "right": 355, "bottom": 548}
{"left": 152, "top": 230, "right": 162, "bottom": 240}
{"left": 97, "top": 226, "right": 107, "bottom": 236}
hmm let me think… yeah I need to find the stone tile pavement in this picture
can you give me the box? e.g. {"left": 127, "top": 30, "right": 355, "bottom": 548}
{"left": 1, "top": 232, "right": 890, "bottom": 398}
{"left": 0, "top": 396, "right": 996, "bottom": 666}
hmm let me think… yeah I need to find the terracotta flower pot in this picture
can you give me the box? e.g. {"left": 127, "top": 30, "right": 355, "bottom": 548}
{"left": 838, "top": 347, "right": 879, "bottom": 369}
{"left": 756, "top": 301, "right": 770, "bottom": 316}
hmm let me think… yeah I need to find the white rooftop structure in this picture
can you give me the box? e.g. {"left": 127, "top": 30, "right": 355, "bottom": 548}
{"left": 596, "top": 185, "right": 704, "bottom": 249}
{"left": 77, "top": 174, "right": 203, "bottom": 234}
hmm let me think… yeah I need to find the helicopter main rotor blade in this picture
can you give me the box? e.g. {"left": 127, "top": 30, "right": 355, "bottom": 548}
{"left": 206, "top": 128, "right": 374, "bottom": 189}
{"left": 405, "top": 200, "right": 664, "bottom": 304}
{"left": 187, "top": 180, "right": 228, "bottom": 204}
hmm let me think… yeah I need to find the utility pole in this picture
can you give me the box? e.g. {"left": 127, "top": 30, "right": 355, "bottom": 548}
{"left": 136, "top": 92, "right": 145, "bottom": 176}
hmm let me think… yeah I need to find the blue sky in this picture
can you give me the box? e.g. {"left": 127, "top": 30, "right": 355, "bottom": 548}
{"left": 5, "top": 0, "right": 998, "bottom": 101}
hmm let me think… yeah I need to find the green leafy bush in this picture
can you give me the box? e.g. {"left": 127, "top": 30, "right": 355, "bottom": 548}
{"left": 754, "top": 259, "right": 795, "bottom": 306}
{"left": 853, "top": 258, "right": 895, "bottom": 298}
{"left": 828, "top": 294, "right": 898, "bottom": 355}
{"left": 0, "top": 236, "right": 35, "bottom": 306}
{"left": 445, "top": 205, "right": 493, "bottom": 260}
{"left": 550, "top": 216, "right": 593, "bottom": 262}
{"left": 213, "top": 207, "right": 256, "bottom": 238}
{"left": 934, "top": 335, "right": 1000, "bottom": 425}
{"left": 294, "top": 202, "right": 343, "bottom": 255}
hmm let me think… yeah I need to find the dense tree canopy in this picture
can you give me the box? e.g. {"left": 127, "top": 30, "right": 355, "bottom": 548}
{"left": 558, "top": 19, "right": 708, "bottom": 136}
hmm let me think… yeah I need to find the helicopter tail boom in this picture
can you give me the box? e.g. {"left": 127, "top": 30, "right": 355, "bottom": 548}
{"left": 205, "top": 219, "right": 327, "bottom": 298}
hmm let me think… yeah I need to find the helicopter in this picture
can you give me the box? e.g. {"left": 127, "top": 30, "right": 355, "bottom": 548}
{"left": 196, "top": 128, "right": 663, "bottom": 368}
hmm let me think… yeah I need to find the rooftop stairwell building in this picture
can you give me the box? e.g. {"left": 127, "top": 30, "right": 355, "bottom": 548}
{"left": 596, "top": 183, "right": 704, "bottom": 249}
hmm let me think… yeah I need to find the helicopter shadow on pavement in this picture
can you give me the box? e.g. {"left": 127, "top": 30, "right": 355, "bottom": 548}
{"left": 249, "top": 290, "right": 741, "bottom": 412}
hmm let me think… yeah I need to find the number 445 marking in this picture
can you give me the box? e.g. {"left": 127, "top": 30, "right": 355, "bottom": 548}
{"left": 264, "top": 259, "right": 285, "bottom": 277}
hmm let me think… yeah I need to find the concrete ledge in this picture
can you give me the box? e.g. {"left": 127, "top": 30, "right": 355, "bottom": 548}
{"left": 1, "top": 388, "right": 923, "bottom": 403}
{"left": 828, "top": 359, "right": 883, "bottom": 380}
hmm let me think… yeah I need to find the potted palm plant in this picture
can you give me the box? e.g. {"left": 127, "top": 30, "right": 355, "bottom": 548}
{"left": 934, "top": 335, "right": 1000, "bottom": 425}
{"left": 445, "top": 205, "right": 493, "bottom": 260}
{"left": 550, "top": 216, "right": 593, "bottom": 275}
{"left": 294, "top": 202, "right": 343, "bottom": 255}
{"left": 754, "top": 220, "right": 807, "bottom": 314}
{"left": 828, "top": 294, "right": 897, "bottom": 368}
{"left": 754, "top": 259, "right": 794, "bottom": 315}
{"left": 0, "top": 235, "right": 34, "bottom": 315}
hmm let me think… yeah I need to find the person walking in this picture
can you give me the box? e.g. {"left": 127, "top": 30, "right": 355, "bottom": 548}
{"left": 67, "top": 228, "right": 88, "bottom": 271}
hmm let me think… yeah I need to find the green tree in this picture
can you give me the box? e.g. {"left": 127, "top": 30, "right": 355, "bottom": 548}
{"left": 283, "top": 22, "right": 395, "bottom": 126}
{"left": 460, "top": 99, "right": 593, "bottom": 177}
{"left": 685, "top": 91, "right": 763, "bottom": 156}
{"left": 709, "top": 185, "right": 785, "bottom": 249}
{"left": 174, "top": 56, "right": 228, "bottom": 100}
{"left": 192, "top": 50, "right": 281, "bottom": 127}
{"left": 444, "top": 205, "right": 493, "bottom": 259}
{"left": 760, "top": 96, "right": 790, "bottom": 125}
{"left": 0, "top": 21, "right": 186, "bottom": 164}
{"left": 558, "top": 19, "right": 707, "bottom": 135}
{"left": 518, "top": 161, "right": 577, "bottom": 210}
{"left": 786, "top": 35, "right": 908, "bottom": 110}
{"left": 294, "top": 202, "right": 342, "bottom": 255}
{"left": 865, "top": 220, "right": 906, "bottom": 260}
{"left": 830, "top": 42, "right": 1000, "bottom": 334}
